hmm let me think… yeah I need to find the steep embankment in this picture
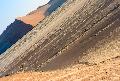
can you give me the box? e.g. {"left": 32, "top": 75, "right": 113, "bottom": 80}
{"left": 0, "top": 0, "right": 120, "bottom": 80}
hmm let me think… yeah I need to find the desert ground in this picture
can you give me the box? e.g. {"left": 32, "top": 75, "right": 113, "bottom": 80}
{"left": 1, "top": 56, "right": 120, "bottom": 81}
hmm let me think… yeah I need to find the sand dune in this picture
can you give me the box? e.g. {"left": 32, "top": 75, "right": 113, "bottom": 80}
{"left": 17, "top": 11, "right": 45, "bottom": 27}
{"left": 0, "top": 0, "right": 120, "bottom": 80}
{"left": 17, "top": 4, "right": 51, "bottom": 27}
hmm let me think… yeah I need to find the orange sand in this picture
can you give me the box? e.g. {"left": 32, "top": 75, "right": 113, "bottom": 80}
{"left": 0, "top": 57, "right": 120, "bottom": 81}
{"left": 17, "top": 11, "right": 45, "bottom": 27}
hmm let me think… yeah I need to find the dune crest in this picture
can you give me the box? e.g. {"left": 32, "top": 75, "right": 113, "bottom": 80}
{"left": 17, "top": 11, "right": 45, "bottom": 27}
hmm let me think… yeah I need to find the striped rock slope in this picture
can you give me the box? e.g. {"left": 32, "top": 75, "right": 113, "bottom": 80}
{"left": 0, "top": 0, "right": 120, "bottom": 79}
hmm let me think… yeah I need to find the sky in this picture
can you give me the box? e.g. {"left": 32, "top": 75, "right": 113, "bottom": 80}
{"left": 0, "top": 0, "right": 50, "bottom": 35}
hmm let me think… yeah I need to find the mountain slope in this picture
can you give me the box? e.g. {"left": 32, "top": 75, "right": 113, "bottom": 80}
{"left": 0, "top": 0, "right": 67, "bottom": 55}
{"left": 0, "top": 0, "right": 120, "bottom": 79}
{"left": 0, "top": 20, "right": 32, "bottom": 54}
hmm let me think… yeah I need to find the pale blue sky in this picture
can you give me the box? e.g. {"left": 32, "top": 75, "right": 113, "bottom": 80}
{"left": 0, "top": 0, "right": 50, "bottom": 35}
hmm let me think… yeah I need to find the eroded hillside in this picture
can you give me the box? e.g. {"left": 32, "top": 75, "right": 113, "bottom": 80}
{"left": 0, "top": 0, "right": 120, "bottom": 80}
